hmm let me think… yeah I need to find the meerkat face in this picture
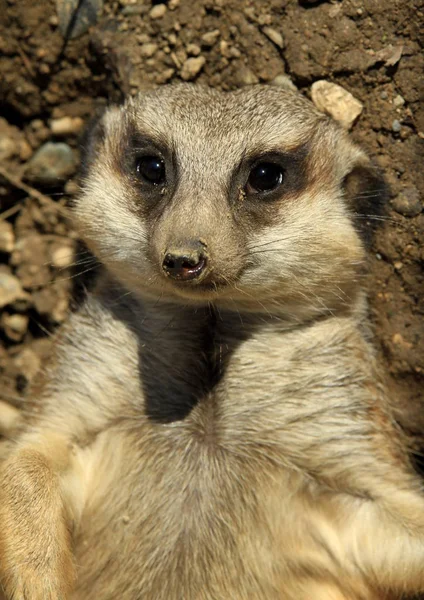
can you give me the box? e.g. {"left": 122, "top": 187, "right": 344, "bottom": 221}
{"left": 75, "top": 84, "right": 386, "bottom": 318}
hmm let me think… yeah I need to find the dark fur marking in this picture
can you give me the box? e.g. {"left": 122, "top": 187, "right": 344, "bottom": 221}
{"left": 342, "top": 163, "right": 389, "bottom": 247}
{"left": 77, "top": 108, "right": 107, "bottom": 186}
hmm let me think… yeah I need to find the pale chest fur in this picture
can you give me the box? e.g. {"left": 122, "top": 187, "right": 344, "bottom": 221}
{"left": 38, "top": 293, "right": 388, "bottom": 599}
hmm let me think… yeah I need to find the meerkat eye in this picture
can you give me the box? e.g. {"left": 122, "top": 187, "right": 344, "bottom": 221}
{"left": 136, "top": 156, "right": 166, "bottom": 185}
{"left": 247, "top": 162, "right": 284, "bottom": 194}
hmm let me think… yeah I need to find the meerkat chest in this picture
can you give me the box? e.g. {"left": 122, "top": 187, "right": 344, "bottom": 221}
{"left": 71, "top": 423, "right": 306, "bottom": 600}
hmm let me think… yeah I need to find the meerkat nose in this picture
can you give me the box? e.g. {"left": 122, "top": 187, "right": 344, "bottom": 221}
{"left": 162, "top": 241, "right": 208, "bottom": 282}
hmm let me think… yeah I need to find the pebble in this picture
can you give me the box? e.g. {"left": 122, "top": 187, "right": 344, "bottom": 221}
{"left": 239, "top": 68, "right": 259, "bottom": 86}
{"left": 393, "top": 94, "right": 405, "bottom": 107}
{"left": 0, "top": 272, "right": 25, "bottom": 308}
{"left": 186, "top": 43, "right": 201, "bottom": 56}
{"left": 262, "top": 27, "right": 284, "bottom": 49}
{"left": 0, "top": 221, "right": 15, "bottom": 253}
{"left": 50, "top": 116, "right": 84, "bottom": 136}
{"left": 311, "top": 80, "right": 363, "bottom": 129}
{"left": 380, "top": 90, "right": 388, "bottom": 100}
{"left": 49, "top": 242, "right": 75, "bottom": 268}
{"left": 24, "top": 142, "right": 77, "bottom": 184}
{"left": 149, "top": 4, "right": 167, "bottom": 19}
{"left": 201, "top": 30, "right": 221, "bottom": 47}
{"left": 391, "top": 119, "right": 402, "bottom": 133}
{"left": 180, "top": 56, "right": 206, "bottom": 81}
{"left": 1, "top": 313, "right": 29, "bottom": 342}
{"left": 271, "top": 74, "right": 297, "bottom": 92}
{"left": 0, "top": 135, "right": 17, "bottom": 160}
{"left": 56, "top": 0, "right": 104, "bottom": 39}
{"left": 140, "top": 43, "right": 158, "bottom": 58}
{"left": 391, "top": 187, "right": 422, "bottom": 217}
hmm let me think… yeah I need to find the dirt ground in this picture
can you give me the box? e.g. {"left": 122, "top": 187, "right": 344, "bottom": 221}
{"left": 0, "top": 0, "right": 423, "bottom": 445}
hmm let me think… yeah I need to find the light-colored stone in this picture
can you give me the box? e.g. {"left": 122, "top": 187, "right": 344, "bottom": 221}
{"left": 393, "top": 94, "right": 405, "bottom": 108}
{"left": 238, "top": 67, "right": 259, "bottom": 86}
{"left": 392, "top": 119, "right": 402, "bottom": 133}
{"left": 180, "top": 56, "right": 206, "bottom": 81}
{"left": 271, "top": 74, "right": 297, "bottom": 92}
{"left": 140, "top": 43, "right": 158, "bottom": 58}
{"left": 262, "top": 27, "right": 284, "bottom": 49}
{"left": 201, "top": 30, "right": 220, "bottom": 47}
{"left": 391, "top": 187, "right": 422, "bottom": 217}
{"left": 0, "top": 136, "right": 17, "bottom": 160}
{"left": 149, "top": 4, "right": 167, "bottom": 19}
{"left": 24, "top": 142, "right": 77, "bottom": 184}
{"left": 50, "top": 242, "right": 75, "bottom": 268}
{"left": 186, "top": 43, "right": 201, "bottom": 56}
{"left": 0, "top": 272, "right": 25, "bottom": 308}
{"left": 50, "top": 116, "right": 84, "bottom": 136}
{"left": 1, "top": 313, "right": 29, "bottom": 342}
{"left": 311, "top": 80, "right": 363, "bottom": 129}
{"left": 0, "top": 221, "right": 15, "bottom": 253}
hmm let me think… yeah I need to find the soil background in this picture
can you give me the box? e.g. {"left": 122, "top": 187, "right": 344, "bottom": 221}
{"left": 0, "top": 0, "right": 423, "bottom": 449}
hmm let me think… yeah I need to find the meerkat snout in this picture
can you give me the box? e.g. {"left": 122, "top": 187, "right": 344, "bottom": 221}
{"left": 162, "top": 240, "right": 208, "bottom": 281}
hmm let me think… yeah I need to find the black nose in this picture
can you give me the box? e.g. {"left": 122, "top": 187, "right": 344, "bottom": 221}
{"left": 162, "top": 242, "right": 208, "bottom": 281}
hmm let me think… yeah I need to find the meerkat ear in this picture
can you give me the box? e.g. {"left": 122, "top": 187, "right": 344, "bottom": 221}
{"left": 342, "top": 159, "right": 390, "bottom": 246}
{"left": 78, "top": 107, "right": 108, "bottom": 183}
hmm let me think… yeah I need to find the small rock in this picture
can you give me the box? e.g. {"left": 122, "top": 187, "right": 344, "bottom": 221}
{"left": 56, "top": 0, "right": 104, "bottom": 39}
{"left": 121, "top": 4, "right": 144, "bottom": 15}
{"left": 140, "top": 43, "right": 158, "bottom": 58}
{"left": 271, "top": 74, "right": 297, "bottom": 92}
{"left": 391, "top": 187, "right": 422, "bottom": 217}
{"left": 186, "top": 43, "right": 201, "bottom": 56}
{"left": 168, "top": 0, "right": 180, "bottom": 8}
{"left": 1, "top": 313, "right": 29, "bottom": 342}
{"left": 19, "top": 140, "right": 33, "bottom": 161}
{"left": 180, "top": 56, "right": 206, "bottom": 81}
{"left": 201, "top": 30, "right": 220, "bottom": 47}
{"left": 238, "top": 66, "right": 259, "bottom": 86}
{"left": 149, "top": 4, "right": 167, "bottom": 19}
{"left": 0, "top": 272, "right": 25, "bottom": 308}
{"left": 0, "top": 221, "right": 15, "bottom": 253}
{"left": 392, "top": 333, "right": 413, "bottom": 350}
{"left": 380, "top": 90, "right": 388, "bottom": 100}
{"left": 393, "top": 94, "right": 405, "bottom": 108}
{"left": 24, "top": 142, "right": 77, "bottom": 185}
{"left": 50, "top": 116, "right": 84, "bottom": 136}
{"left": 311, "top": 80, "right": 363, "bottom": 129}
{"left": 391, "top": 119, "right": 402, "bottom": 133}
{"left": 49, "top": 242, "right": 75, "bottom": 268}
{"left": 262, "top": 27, "right": 284, "bottom": 49}
{"left": 0, "top": 135, "right": 17, "bottom": 160}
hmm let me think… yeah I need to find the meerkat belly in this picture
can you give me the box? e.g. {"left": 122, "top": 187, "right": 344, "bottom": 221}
{"left": 69, "top": 419, "right": 378, "bottom": 600}
{"left": 67, "top": 423, "right": 304, "bottom": 599}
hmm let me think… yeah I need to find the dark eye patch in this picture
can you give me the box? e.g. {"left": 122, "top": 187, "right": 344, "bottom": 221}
{"left": 236, "top": 143, "right": 309, "bottom": 204}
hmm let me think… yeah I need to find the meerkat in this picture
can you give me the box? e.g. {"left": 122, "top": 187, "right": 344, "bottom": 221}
{"left": 0, "top": 83, "right": 423, "bottom": 600}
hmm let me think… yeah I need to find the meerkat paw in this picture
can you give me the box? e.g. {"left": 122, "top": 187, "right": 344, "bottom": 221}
{"left": 0, "top": 434, "right": 77, "bottom": 600}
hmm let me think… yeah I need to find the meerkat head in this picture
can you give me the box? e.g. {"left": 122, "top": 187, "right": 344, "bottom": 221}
{"left": 75, "top": 84, "right": 386, "bottom": 320}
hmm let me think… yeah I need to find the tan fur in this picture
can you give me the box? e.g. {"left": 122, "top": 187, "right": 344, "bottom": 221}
{"left": 0, "top": 84, "right": 422, "bottom": 599}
